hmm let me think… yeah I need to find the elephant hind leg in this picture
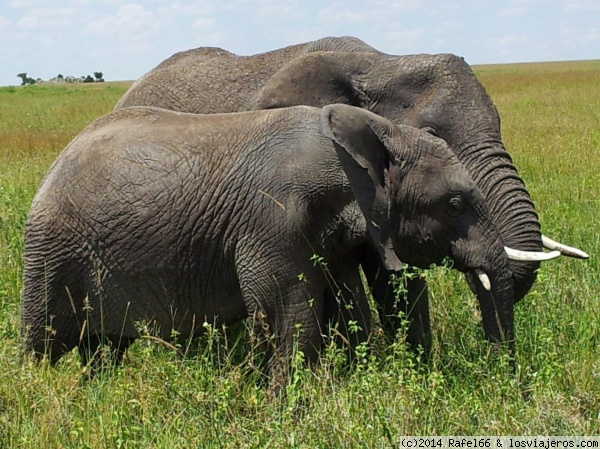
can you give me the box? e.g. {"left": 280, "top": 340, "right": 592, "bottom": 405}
{"left": 235, "top": 242, "right": 325, "bottom": 393}
{"left": 244, "top": 289, "right": 325, "bottom": 394}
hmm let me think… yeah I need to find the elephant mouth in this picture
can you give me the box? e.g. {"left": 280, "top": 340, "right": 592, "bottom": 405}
{"left": 445, "top": 259, "right": 491, "bottom": 290}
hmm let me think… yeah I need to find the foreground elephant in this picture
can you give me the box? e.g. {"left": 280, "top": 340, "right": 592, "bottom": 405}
{"left": 116, "top": 36, "right": 587, "bottom": 351}
{"left": 22, "top": 104, "right": 522, "bottom": 387}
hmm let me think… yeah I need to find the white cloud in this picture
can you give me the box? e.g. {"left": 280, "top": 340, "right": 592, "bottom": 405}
{"left": 10, "top": 0, "right": 90, "bottom": 8}
{"left": 159, "top": 1, "right": 215, "bottom": 17}
{"left": 83, "top": 4, "right": 160, "bottom": 35}
{"left": 583, "top": 27, "right": 600, "bottom": 43}
{"left": 564, "top": 1, "right": 600, "bottom": 12}
{"left": 0, "top": 17, "right": 11, "bottom": 29}
{"left": 316, "top": 0, "right": 421, "bottom": 21}
{"left": 38, "top": 35, "right": 55, "bottom": 46}
{"left": 367, "top": 0, "right": 422, "bottom": 12}
{"left": 254, "top": 0, "right": 303, "bottom": 19}
{"left": 382, "top": 27, "right": 427, "bottom": 52}
{"left": 9, "top": 0, "right": 37, "bottom": 8}
{"left": 495, "top": 35, "right": 529, "bottom": 47}
{"left": 560, "top": 25, "right": 600, "bottom": 45}
{"left": 17, "top": 7, "right": 75, "bottom": 30}
{"left": 1, "top": 0, "right": 599, "bottom": 86}
{"left": 510, "top": 0, "right": 546, "bottom": 5}
{"left": 191, "top": 17, "right": 215, "bottom": 29}
{"left": 316, "top": 7, "right": 366, "bottom": 24}
{"left": 498, "top": 6, "right": 528, "bottom": 17}
{"left": 189, "top": 29, "right": 231, "bottom": 47}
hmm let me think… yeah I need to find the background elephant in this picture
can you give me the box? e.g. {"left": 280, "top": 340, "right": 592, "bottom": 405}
{"left": 115, "top": 36, "right": 377, "bottom": 113}
{"left": 115, "top": 36, "right": 587, "bottom": 353}
{"left": 22, "top": 104, "right": 517, "bottom": 389}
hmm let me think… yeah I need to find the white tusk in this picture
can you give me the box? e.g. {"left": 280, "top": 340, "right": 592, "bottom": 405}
{"left": 504, "top": 246, "right": 561, "bottom": 261}
{"left": 542, "top": 235, "right": 589, "bottom": 259}
{"left": 476, "top": 270, "right": 491, "bottom": 291}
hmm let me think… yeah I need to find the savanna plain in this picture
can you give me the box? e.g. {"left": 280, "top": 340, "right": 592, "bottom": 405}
{"left": 0, "top": 60, "right": 598, "bottom": 447}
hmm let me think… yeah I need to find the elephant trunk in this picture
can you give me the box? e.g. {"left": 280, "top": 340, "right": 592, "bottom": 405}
{"left": 468, "top": 263, "right": 515, "bottom": 346}
{"left": 453, "top": 201, "right": 516, "bottom": 346}
{"left": 460, "top": 141, "right": 542, "bottom": 302}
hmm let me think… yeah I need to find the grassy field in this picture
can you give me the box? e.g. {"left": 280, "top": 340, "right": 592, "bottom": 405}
{"left": 0, "top": 61, "right": 598, "bottom": 446}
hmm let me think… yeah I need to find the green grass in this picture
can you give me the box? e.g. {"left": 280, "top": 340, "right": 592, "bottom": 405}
{"left": 0, "top": 64, "right": 599, "bottom": 446}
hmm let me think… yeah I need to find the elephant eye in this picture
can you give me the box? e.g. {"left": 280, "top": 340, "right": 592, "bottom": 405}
{"left": 448, "top": 195, "right": 465, "bottom": 217}
{"left": 421, "top": 126, "right": 440, "bottom": 138}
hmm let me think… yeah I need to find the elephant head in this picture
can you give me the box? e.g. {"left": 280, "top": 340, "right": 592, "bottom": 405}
{"left": 319, "top": 104, "right": 519, "bottom": 344}
{"left": 256, "top": 51, "right": 588, "bottom": 310}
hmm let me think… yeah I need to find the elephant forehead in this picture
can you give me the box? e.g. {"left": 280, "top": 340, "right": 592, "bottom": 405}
{"left": 412, "top": 158, "right": 474, "bottom": 195}
{"left": 446, "top": 166, "right": 476, "bottom": 192}
{"left": 418, "top": 129, "right": 454, "bottom": 154}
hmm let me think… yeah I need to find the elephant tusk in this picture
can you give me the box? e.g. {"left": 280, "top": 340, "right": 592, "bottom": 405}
{"left": 504, "top": 246, "right": 561, "bottom": 261}
{"left": 476, "top": 270, "right": 491, "bottom": 291}
{"left": 542, "top": 235, "right": 589, "bottom": 259}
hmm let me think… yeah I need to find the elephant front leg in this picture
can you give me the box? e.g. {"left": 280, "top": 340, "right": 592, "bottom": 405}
{"left": 370, "top": 265, "right": 431, "bottom": 358}
{"left": 323, "top": 264, "right": 372, "bottom": 355}
{"left": 401, "top": 276, "right": 431, "bottom": 358}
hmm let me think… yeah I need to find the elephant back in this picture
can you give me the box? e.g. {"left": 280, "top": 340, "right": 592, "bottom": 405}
{"left": 115, "top": 36, "right": 379, "bottom": 113}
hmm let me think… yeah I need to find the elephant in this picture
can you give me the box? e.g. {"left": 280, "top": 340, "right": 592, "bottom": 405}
{"left": 115, "top": 36, "right": 378, "bottom": 114}
{"left": 21, "top": 104, "right": 544, "bottom": 389}
{"left": 115, "top": 36, "right": 588, "bottom": 353}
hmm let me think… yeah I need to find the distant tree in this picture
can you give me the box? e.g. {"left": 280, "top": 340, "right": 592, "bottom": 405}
{"left": 83, "top": 75, "right": 94, "bottom": 83}
{"left": 93, "top": 71, "right": 104, "bottom": 82}
{"left": 57, "top": 74, "right": 64, "bottom": 79}
{"left": 17, "top": 72, "right": 36, "bottom": 85}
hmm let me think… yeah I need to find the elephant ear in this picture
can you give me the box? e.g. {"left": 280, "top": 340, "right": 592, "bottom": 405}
{"left": 319, "top": 104, "right": 403, "bottom": 272}
{"left": 254, "top": 52, "right": 368, "bottom": 110}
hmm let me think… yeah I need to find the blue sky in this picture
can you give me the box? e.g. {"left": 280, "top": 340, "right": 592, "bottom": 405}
{"left": 1, "top": 0, "right": 598, "bottom": 86}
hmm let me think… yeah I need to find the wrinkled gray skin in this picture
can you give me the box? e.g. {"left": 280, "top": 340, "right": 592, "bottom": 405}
{"left": 116, "top": 36, "right": 378, "bottom": 113}
{"left": 116, "top": 36, "right": 539, "bottom": 352}
{"left": 21, "top": 104, "right": 514, "bottom": 389}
